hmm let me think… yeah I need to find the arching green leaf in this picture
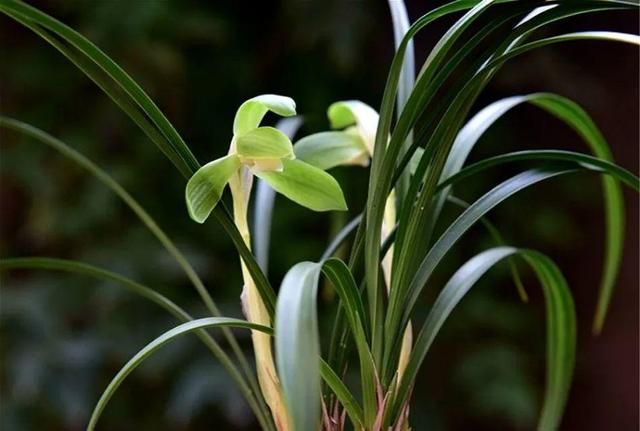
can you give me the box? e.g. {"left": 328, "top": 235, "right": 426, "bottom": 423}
{"left": 389, "top": 247, "right": 576, "bottom": 430}
{"left": 89, "top": 317, "right": 272, "bottom": 431}
{"left": 0, "top": 257, "right": 274, "bottom": 431}
{"left": 428, "top": 92, "right": 627, "bottom": 334}
{"left": 275, "top": 262, "right": 323, "bottom": 431}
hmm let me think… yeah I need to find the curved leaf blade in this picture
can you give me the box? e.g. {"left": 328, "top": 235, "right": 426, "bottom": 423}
{"left": 0, "top": 257, "right": 274, "bottom": 431}
{"left": 319, "top": 359, "right": 365, "bottom": 428}
{"left": 435, "top": 92, "right": 628, "bottom": 333}
{"left": 275, "top": 262, "right": 323, "bottom": 431}
{"left": 390, "top": 247, "right": 576, "bottom": 430}
{"left": 387, "top": 159, "right": 638, "bottom": 366}
{"left": 88, "top": 317, "right": 272, "bottom": 431}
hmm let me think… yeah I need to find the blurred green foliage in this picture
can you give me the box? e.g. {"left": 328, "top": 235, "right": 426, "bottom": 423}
{"left": 0, "top": 1, "right": 637, "bottom": 430}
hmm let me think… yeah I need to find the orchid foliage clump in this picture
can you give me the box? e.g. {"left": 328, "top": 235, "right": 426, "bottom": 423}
{"left": 0, "top": 0, "right": 639, "bottom": 430}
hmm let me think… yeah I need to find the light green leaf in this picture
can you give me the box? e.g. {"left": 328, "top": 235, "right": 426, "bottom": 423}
{"left": 276, "top": 261, "right": 323, "bottom": 431}
{"left": 89, "top": 317, "right": 272, "bottom": 431}
{"left": 236, "top": 126, "right": 294, "bottom": 164}
{"left": 294, "top": 130, "right": 369, "bottom": 170}
{"left": 255, "top": 159, "right": 348, "bottom": 212}
{"left": 185, "top": 154, "right": 240, "bottom": 223}
{"left": 234, "top": 94, "right": 296, "bottom": 136}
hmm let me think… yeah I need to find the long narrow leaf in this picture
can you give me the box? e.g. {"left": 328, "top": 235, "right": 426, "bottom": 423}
{"left": 275, "top": 262, "right": 323, "bottom": 431}
{"left": 388, "top": 0, "right": 415, "bottom": 204}
{"left": 321, "top": 258, "right": 377, "bottom": 427}
{"left": 428, "top": 91, "right": 627, "bottom": 333}
{"left": 319, "top": 359, "right": 365, "bottom": 429}
{"left": 0, "top": 0, "right": 277, "bottom": 316}
{"left": 0, "top": 117, "right": 268, "bottom": 412}
{"left": 387, "top": 247, "right": 576, "bottom": 430}
{"left": 88, "top": 318, "right": 272, "bottom": 431}
{"left": 0, "top": 258, "right": 274, "bottom": 431}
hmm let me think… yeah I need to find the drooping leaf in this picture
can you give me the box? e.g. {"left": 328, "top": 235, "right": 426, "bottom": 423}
{"left": 379, "top": 7, "right": 638, "bottom": 380}
{"left": 438, "top": 150, "right": 639, "bottom": 192}
{"left": 386, "top": 160, "right": 638, "bottom": 364}
{"left": 234, "top": 94, "right": 296, "bottom": 136}
{"left": 0, "top": 0, "right": 278, "bottom": 317}
{"left": 0, "top": 117, "right": 266, "bottom": 413}
{"left": 275, "top": 262, "right": 323, "bottom": 431}
{"left": 256, "top": 159, "right": 348, "bottom": 212}
{"left": 88, "top": 318, "right": 273, "bottom": 431}
{"left": 388, "top": 247, "right": 576, "bottom": 431}
{"left": 236, "top": 126, "right": 294, "bottom": 163}
{"left": 427, "top": 92, "right": 627, "bottom": 334}
{"left": 186, "top": 155, "right": 241, "bottom": 223}
{"left": 294, "top": 131, "right": 369, "bottom": 170}
{"left": 0, "top": 257, "right": 274, "bottom": 431}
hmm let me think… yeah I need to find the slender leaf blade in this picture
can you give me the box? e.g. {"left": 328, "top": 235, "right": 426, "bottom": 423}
{"left": 275, "top": 262, "right": 323, "bottom": 431}
{"left": 389, "top": 247, "right": 576, "bottom": 430}
{"left": 88, "top": 317, "right": 272, "bottom": 431}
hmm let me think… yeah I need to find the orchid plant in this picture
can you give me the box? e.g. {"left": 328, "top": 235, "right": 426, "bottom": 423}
{"left": 1, "top": 0, "right": 639, "bottom": 430}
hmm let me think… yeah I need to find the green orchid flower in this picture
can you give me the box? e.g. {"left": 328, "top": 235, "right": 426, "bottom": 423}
{"left": 293, "top": 100, "right": 379, "bottom": 170}
{"left": 186, "top": 94, "right": 347, "bottom": 224}
{"left": 185, "top": 94, "right": 348, "bottom": 430}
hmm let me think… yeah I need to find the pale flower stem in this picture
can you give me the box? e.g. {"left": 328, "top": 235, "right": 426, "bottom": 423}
{"left": 230, "top": 168, "right": 289, "bottom": 431}
{"left": 382, "top": 191, "right": 413, "bottom": 392}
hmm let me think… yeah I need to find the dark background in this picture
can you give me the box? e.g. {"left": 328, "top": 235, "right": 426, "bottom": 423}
{"left": 0, "top": 1, "right": 638, "bottom": 430}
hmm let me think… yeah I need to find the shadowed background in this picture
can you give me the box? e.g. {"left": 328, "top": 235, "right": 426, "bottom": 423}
{"left": 0, "top": 1, "right": 638, "bottom": 430}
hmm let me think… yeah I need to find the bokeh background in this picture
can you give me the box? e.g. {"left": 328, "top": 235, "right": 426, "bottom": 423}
{"left": 0, "top": 1, "right": 638, "bottom": 430}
